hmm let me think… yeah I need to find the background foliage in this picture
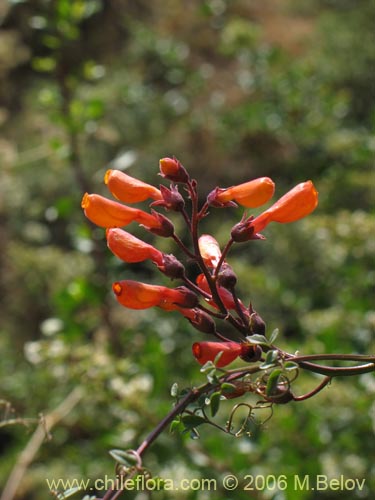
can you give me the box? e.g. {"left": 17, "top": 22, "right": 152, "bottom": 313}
{"left": 0, "top": 1, "right": 374, "bottom": 499}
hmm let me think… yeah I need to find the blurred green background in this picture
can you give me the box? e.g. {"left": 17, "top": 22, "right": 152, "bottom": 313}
{"left": 0, "top": 1, "right": 374, "bottom": 499}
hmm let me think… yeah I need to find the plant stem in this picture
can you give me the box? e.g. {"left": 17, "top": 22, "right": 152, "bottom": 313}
{"left": 293, "top": 377, "right": 331, "bottom": 401}
{"left": 214, "top": 238, "right": 234, "bottom": 277}
{"left": 284, "top": 352, "right": 375, "bottom": 377}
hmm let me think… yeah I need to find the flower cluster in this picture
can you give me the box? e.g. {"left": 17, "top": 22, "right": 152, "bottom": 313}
{"left": 82, "top": 157, "right": 318, "bottom": 368}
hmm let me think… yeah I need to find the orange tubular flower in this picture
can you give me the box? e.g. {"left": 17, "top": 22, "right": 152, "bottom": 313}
{"left": 192, "top": 341, "right": 247, "bottom": 367}
{"left": 106, "top": 228, "right": 164, "bottom": 266}
{"left": 211, "top": 177, "right": 275, "bottom": 208}
{"left": 198, "top": 234, "right": 222, "bottom": 268}
{"left": 250, "top": 180, "right": 318, "bottom": 234}
{"left": 81, "top": 193, "right": 162, "bottom": 229}
{"left": 112, "top": 280, "right": 198, "bottom": 310}
{"left": 104, "top": 169, "right": 162, "bottom": 203}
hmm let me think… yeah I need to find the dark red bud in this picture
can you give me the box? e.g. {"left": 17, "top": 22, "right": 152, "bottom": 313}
{"left": 265, "top": 385, "right": 295, "bottom": 405}
{"left": 151, "top": 184, "right": 185, "bottom": 211}
{"left": 174, "top": 286, "right": 199, "bottom": 308}
{"left": 217, "top": 263, "right": 237, "bottom": 289}
{"left": 240, "top": 344, "right": 262, "bottom": 363}
{"left": 187, "top": 309, "right": 217, "bottom": 334}
{"left": 159, "top": 157, "right": 190, "bottom": 183}
{"left": 145, "top": 211, "right": 175, "bottom": 237}
{"left": 207, "top": 187, "right": 238, "bottom": 208}
{"left": 249, "top": 311, "right": 266, "bottom": 336}
{"left": 159, "top": 254, "right": 185, "bottom": 279}
{"left": 231, "top": 214, "right": 266, "bottom": 243}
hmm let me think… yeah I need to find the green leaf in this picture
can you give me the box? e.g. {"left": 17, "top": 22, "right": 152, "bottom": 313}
{"left": 200, "top": 360, "right": 215, "bottom": 373}
{"left": 214, "top": 350, "right": 224, "bottom": 365}
{"left": 283, "top": 361, "right": 299, "bottom": 371}
{"left": 221, "top": 383, "right": 237, "bottom": 394}
{"left": 181, "top": 414, "right": 207, "bottom": 430}
{"left": 266, "top": 369, "right": 282, "bottom": 397}
{"left": 260, "top": 350, "right": 279, "bottom": 369}
{"left": 210, "top": 391, "right": 221, "bottom": 417}
{"left": 246, "top": 334, "right": 270, "bottom": 346}
{"left": 269, "top": 328, "right": 279, "bottom": 343}
{"left": 207, "top": 372, "right": 219, "bottom": 384}
{"left": 170, "top": 382, "right": 179, "bottom": 397}
{"left": 169, "top": 419, "right": 181, "bottom": 434}
{"left": 109, "top": 449, "right": 138, "bottom": 466}
{"left": 190, "top": 428, "right": 200, "bottom": 439}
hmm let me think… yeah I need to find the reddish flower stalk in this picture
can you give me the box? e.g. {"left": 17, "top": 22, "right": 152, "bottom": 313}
{"left": 196, "top": 273, "right": 248, "bottom": 317}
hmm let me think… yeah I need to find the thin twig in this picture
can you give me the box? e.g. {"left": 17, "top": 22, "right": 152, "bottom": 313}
{"left": 1, "top": 387, "right": 83, "bottom": 500}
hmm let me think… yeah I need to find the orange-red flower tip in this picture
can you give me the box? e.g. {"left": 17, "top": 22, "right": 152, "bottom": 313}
{"left": 112, "top": 282, "right": 123, "bottom": 296}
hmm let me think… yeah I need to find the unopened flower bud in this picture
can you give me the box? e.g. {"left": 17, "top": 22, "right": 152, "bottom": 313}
{"left": 230, "top": 214, "right": 266, "bottom": 243}
{"left": 265, "top": 384, "right": 295, "bottom": 405}
{"left": 217, "top": 263, "right": 237, "bottom": 289}
{"left": 151, "top": 184, "right": 185, "bottom": 211}
{"left": 159, "top": 157, "right": 190, "bottom": 183}
{"left": 159, "top": 254, "right": 185, "bottom": 279}
{"left": 187, "top": 309, "right": 217, "bottom": 334}
{"left": 224, "top": 379, "right": 253, "bottom": 399}
{"left": 143, "top": 211, "right": 175, "bottom": 237}
{"left": 249, "top": 311, "right": 266, "bottom": 336}
{"left": 173, "top": 286, "right": 199, "bottom": 308}
{"left": 240, "top": 344, "right": 262, "bottom": 363}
